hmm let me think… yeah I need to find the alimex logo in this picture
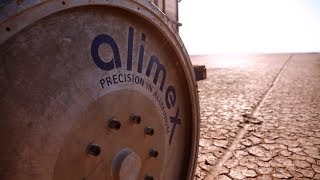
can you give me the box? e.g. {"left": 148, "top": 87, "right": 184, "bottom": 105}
{"left": 90, "top": 27, "right": 181, "bottom": 145}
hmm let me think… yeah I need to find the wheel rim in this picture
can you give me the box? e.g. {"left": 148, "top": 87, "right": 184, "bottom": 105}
{"left": 0, "top": 2, "right": 199, "bottom": 180}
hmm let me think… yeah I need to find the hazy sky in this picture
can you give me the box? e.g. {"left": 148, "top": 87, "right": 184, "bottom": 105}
{"left": 179, "top": 0, "right": 320, "bottom": 55}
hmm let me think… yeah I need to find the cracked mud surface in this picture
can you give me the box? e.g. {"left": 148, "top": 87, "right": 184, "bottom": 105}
{"left": 192, "top": 54, "right": 320, "bottom": 179}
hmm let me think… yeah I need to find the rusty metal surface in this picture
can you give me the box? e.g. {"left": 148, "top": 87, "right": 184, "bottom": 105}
{"left": 0, "top": 0, "right": 181, "bottom": 43}
{"left": 163, "top": 0, "right": 179, "bottom": 30}
{"left": 0, "top": 1, "right": 199, "bottom": 180}
{"left": 193, "top": 65, "right": 207, "bottom": 81}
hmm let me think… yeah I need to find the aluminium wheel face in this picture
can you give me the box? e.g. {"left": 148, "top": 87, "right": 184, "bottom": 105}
{"left": 0, "top": 2, "right": 199, "bottom": 180}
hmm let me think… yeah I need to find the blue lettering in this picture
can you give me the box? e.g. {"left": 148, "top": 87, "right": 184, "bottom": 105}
{"left": 113, "top": 74, "right": 118, "bottom": 84}
{"left": 106, "top": 77, "right": 112, "bottom": 86}
{"left": 100, "top": 79, "right": 106, "bottom": 88}
{"left": 127, "top": 73, "right": 131, "bottom": 82}
{"left": 169, "top": 108, "right": 181, "bottom": 145}
{"left": 119, "top": 74, "right": 124, "bottom": 82}
{"left": 145, "top": 55, "right": 166, "bottom": 91}
{"left": 91, "top": 34, "right": 122, "bottom": 71}
{"left": 127, "top": 27, "right": 134, "bottom": 70}
{"left": 137, "top": 33, "right": 146, "bottom": 73}
{"left": 165, "top": 85, "right": 176, "bottom": 109}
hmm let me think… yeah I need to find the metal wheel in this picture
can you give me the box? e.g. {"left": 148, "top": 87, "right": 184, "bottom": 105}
{"left": 0, "top": 1, "right": 199, "bottom": 179}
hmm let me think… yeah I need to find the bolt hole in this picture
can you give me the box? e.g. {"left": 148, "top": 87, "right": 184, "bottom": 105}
{"left": 62, "top": 1, "right": 66, "bottom": 5}
{"left": 130, "top": 114, "right": 141, "bottom": 124}
{"left": 86, "top": 144, "right": 101, "bottom": 157}
{"left": 108, "top": 118, "right": 121, "bottom": 130}
{"left": 136, "top": 117, "right": 141, "bottom": 123}
{"left": 5, "top": 27, "right": 11, "bottom": 32}
{"left": 138, "top": 7, "right": 140, "bottom": 10}
{"left": 145, "top": 127, "right": 154, "bottom": 136}
{"left": 114, "top": 123, "right": 120, "bottom": 129}
{"left": 149, "top": 149, "right": 158, "bottom": 158}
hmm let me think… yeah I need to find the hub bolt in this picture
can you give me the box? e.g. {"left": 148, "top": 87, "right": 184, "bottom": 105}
{"left": 145, "top": 175, "right": 154, "bottom": 180}
{"left": 86, "top": 143, "right": 101, "bottom": 157}
{"left": 149, "top": 149, "right": 158, "bottom": 158}
{"left": 130, "top": 113, "right": 141, "bottom": 124}
{"left": 145, "top": 127, "right": 154, "bottom": 136}
{"left": 108, "top": 118, "right": 121, "bottom": 130}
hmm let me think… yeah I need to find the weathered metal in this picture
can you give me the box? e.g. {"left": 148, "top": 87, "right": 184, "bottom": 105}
{"left": 193, "top": 65, "right": 207, "bottom": 81}
{"left": 149, "top": 0, "right": 180, "bottom": 30}
{"left": 0, "top": 0, "right": 199, "bottom": 179}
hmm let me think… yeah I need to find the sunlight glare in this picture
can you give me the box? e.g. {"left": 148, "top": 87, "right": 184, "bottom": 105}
{"left": 179, "top": 0, "right": 320, "bottom": 55}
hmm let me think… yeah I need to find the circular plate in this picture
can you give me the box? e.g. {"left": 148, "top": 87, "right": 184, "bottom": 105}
{"left": 0, "top": 1, "right": 199, "bottom": 180}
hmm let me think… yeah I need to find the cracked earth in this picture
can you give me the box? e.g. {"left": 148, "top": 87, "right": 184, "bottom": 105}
{"left": 192, "top": 54, "right": 320, "bottom": 179}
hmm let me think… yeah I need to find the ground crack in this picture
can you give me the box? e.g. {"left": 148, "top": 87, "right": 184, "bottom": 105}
{"left": 204, "top": 54, "right": 294, "bottom": 180}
